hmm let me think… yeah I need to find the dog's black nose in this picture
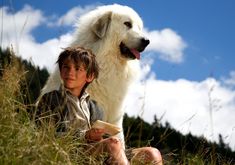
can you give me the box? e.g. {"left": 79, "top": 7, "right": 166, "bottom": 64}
{"left": 139, "top": 38, "right": 150, "bottom": 52}
{"left": 141, "top": 38, "right": 150, "bottom": 47}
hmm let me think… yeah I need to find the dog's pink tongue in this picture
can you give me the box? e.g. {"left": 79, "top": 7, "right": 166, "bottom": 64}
{"left": 130, "top": 49, "right": 140, "bottom": 59}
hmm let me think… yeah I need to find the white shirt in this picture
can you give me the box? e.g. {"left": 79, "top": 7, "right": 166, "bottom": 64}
{"left": 64, "top": 88, "right": 91, "bottom": 133}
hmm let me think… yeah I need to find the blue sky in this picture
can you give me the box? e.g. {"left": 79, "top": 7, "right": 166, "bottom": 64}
{"left": 1, "top": 0, "right": 235, "bottom": 150}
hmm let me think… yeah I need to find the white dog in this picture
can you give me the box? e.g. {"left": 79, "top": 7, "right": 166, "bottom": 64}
{"left": 41, "top": 4, "right": 149, "bottom": 145}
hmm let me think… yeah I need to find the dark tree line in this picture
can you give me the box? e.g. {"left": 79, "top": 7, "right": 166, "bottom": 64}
{"left": 1, "top": 47, "right": 234, "bottom": 163}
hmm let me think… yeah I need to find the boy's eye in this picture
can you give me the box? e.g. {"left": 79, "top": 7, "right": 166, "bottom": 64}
{"left": 76, "top": 67, "right": 85, "bottom": 71}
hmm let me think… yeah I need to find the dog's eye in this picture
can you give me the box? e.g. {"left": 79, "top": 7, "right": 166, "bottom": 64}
{"left": 124, "top": 21, "right": 132, "bottom": 28}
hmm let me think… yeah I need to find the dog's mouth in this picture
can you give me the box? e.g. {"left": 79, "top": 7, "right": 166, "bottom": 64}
{"left": 119, "top": 39, "right": 150, "bottom": 60}
{"left": 119, "top": 42, "right": 141, "bottom": 60}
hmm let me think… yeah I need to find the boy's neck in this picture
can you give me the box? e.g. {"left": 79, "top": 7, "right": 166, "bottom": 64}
{"left": 66, "top": 87, "right": 82, "bottom": 97}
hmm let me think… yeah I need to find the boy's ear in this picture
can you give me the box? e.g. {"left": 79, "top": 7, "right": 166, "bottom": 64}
{"left": 86, "top": 74, "right": 95, "bottom": 83}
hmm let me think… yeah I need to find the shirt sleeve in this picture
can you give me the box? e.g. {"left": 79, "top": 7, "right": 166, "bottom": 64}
{"left": 88, "top": 99, "right": 104, "bottom": 124}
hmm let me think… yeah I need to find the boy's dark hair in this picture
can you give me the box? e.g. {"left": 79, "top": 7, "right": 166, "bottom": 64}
{"left": 57, "top": 46, "right": 99, "bottom": 79}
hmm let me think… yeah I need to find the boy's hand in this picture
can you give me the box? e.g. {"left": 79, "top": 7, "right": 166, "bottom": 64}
{"left": 85, "top": 128, "right": 105, "bottom": 142}
{"left": 91, "top": 120, "right": 121, "bottom": 136}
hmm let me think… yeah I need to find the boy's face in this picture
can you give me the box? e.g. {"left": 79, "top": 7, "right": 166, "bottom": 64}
{"left": 60, "top": 58, "right": 94, "bottom": 92}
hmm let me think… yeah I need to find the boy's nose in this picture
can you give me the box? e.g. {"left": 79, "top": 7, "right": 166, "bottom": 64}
{"left": 67, "top": 67, "right": 75, "bottom": 75}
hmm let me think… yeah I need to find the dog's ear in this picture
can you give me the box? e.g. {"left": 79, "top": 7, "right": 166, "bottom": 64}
{"left": 91, "top": 12, "right": 112, "bottom": 39}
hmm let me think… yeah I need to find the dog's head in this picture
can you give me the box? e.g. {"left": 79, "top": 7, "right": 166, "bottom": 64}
{"left": 85, "top": 4, "right": 150, "bottom": 60}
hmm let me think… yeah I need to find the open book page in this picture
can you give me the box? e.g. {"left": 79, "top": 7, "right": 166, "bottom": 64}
{"left": 92, "top": 120, "right": 121, "bottom": 136}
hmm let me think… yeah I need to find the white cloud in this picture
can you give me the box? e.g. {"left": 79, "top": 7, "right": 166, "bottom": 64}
{"left": 222, "top": 70, "right": 235, "bottom": 88}
{"left": 49, "top": 5, "right": 97, "bottom": 27}
{"left": 124, "top": 61, "right": 235, "bottom": 151}
{"left": 1, "top": 5, "right": 73, "bottom": 71}
{"left": 144, "top": 28, "right": 187, "bottom": 63}
{"left": 1, "top": 4, "right": 99, "bottom": 72}
{"left": 1, "top": 5, "right": 45, "bottom": 50}
{"left": 18, "top": 33, "right": 72, "bottom": 71}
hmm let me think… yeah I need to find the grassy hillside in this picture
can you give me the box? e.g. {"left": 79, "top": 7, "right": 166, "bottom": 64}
{"left": 0, "top": 47, "right": 234, "bottom": 164}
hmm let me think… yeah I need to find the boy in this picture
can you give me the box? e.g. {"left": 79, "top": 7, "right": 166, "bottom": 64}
{"left": 36, "top": 46, "right": 162, "bottom": 164}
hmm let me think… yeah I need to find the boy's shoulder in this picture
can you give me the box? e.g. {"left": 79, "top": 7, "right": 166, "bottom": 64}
{"left": 41, "top": 90, "right": 62, "bottom": 100}
{"left": 39, "top": 90, "right": 65, "bottom": 109}
{"left": 42, "top": 90, "right": 62, "bottom": 98}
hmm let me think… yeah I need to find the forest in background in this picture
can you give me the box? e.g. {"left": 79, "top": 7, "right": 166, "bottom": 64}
{"left": 0, "top": 47, "right": 234, "bottom": 164}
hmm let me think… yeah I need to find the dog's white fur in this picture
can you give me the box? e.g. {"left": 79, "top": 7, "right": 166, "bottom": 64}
{"left": 41, "top": 4, "right": 149, "bottom": 145}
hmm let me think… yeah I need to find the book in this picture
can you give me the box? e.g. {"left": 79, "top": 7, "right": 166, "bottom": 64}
{"left": 92, "top": 120, "right": 121, "bottom": 136}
